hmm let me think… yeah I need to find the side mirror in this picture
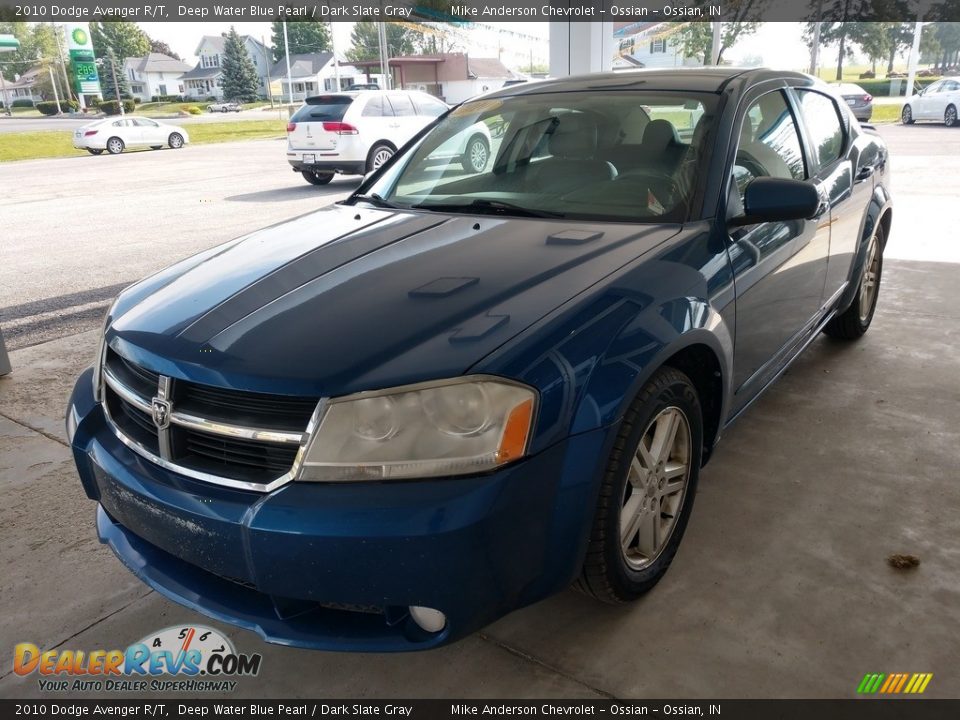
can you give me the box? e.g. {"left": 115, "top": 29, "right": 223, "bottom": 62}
{"left": 729, "top": 177, "right": 820, "bottom": 227}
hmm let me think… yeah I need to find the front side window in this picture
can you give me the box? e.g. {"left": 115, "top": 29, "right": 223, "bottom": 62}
{"left": 797, "top": 89, "right": 845, "bottom": 168}
{"left": 363, "top": 91, "right": 718, "bottom": 223}
{"left": 732, "top": 90, "right": 806, "bottom": 201}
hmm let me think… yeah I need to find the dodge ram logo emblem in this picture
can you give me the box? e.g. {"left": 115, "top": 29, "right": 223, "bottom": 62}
{"left": 151, "top": 397, "right": 171, "bottom": 430}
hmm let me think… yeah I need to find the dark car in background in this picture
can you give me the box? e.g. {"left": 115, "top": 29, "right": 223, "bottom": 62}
{"left": 68, "top": 68, "right": 891, "bottom": 652}
{"left": 833, "top": 82, "right": 874, "bottom": 122}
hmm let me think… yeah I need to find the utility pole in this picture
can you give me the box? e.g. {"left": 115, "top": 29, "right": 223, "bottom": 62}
{"left": 378, "top": 21, "right": 389, "bottom": 89}
{"left": 48, "top": 65, "right": 62, "bottom": 113}
{"left": 282, "top": 20, "right": 293, "bottom": 106}
{"left": 53, "top": 23, "right": 74, "bottom": 104}
{"left": 110, "top": 57, "right": 123, "bottom": 115}
{"left": 330, "top": 24, "right": 341, "bottom": 91}
{"left": 906, "top": 19, "right": 924, "bottom": 99}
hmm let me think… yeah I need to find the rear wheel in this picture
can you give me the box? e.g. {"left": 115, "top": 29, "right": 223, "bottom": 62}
{"left": 106, "top": 137, "right": 124, "bottom": 155}
{"left": 86, "top": 148, "right": 103, "bottom": 155}
{"left": 576, "top": 367, "right": 702, "bottom": 604}
{"left": 461, "top": 134, "right": 489, "bottom": 173}
{"left": 945, "top": 105, "right": 958, "bottom": 127}
{"left": 367, "top": 143, "right": 394, "bottom": 173}
{"left": 301, "top": 170, "right": 334, "bottom": 185}
{"left": 823, "top": 224, "right": 884, "bottom": 340}
{"left": 901, "top": 105, "right": 914, "bottom": 124}
{"left": 168, "top": 133, "right": 184, "bottom": 149}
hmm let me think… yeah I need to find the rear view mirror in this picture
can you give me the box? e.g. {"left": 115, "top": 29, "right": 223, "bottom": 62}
{"left": 729, "top": 177, "right": 820, "bottom": 227}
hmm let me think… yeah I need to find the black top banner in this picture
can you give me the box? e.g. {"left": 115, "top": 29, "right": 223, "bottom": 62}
{"left": 0, "top": 0, "right": 958, "bottom": 23}
{"left": 1, "top": 699, "right": 960, "bottom": 720}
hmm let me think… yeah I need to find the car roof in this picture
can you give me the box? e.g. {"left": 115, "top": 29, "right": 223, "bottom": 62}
{"left": 483, "top": 67, "right": 816, "bottom": 98}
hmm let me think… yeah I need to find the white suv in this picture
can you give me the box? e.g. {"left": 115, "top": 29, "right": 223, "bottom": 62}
{"left": 286, "top": 90, "right": 492, "bottom": 185}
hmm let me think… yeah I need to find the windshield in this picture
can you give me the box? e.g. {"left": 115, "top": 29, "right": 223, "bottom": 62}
{"left": 361, "top": 91, "right": 718, "bottom": 223}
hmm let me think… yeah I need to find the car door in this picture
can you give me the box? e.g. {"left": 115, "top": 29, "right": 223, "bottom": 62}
{"left": 132, "top": 118, "right": 165, "bottom": 145}
{"left": 108, "top": 118, "right": 135, "bottom": 145}
{"left": 726, "top": 88, "right": 830, "bottom": 413}
{"left": 939, "top": 79, "right": 960, "bottom": 120}
{"left": 385, "top": 93, "right": 424, "bottom": 146}
{"left": 794, "top": 87, "right": 866, "bottom": 305}
{"left": 356, "top": 93, "right": 396, "bottom": 150}
{"left": 914, "top": 80, "right": 942, "bottom": 119}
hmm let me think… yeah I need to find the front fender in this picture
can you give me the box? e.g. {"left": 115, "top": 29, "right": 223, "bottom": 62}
{"left": 837, "top": 184, "right": 892, "bottom": 314}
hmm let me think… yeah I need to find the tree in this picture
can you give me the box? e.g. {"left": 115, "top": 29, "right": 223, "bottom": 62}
{"left": 346, "top": 21, "right": 417, "bottom": 62}
{"left": 933, "top": 22, "right": 960, "bottom": 70}
{"left": 269, "top": 19, "right": 331, "bottom": 62}
{"left": 669, "top": 0, "right": 766, "bottom": 65}
{"left": 89, "top": 21, "right": 150, "bottom": 62}
{"left": 849, "top": 22, "right": 895, "bottom": 74}
{"left": 220, "top": 27, "right": 261, "bottom": 102}
{"left": 0, "top": 22, "right": 60, "bottom": 77}
{"left": 99, "top": 48, "right": 130, "bottom": 101}
{"left": 148, "top": 37, "right": 181, "bottom": 60}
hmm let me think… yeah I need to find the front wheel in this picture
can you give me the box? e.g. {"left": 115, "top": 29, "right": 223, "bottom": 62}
{"left": 823, "top": 224, "right": 884, "bottom": 340}
{"left": 901, "top": 105, "right": 914, "bottom": 124}
{"left": 576, "top": 367, "right": 702, "bottom": 604}
{"left": 168, "top": 133, "right": 184, "bottom": 149}
{"left": 367, "top": 143, "right": 394, "bottom": 173}
{"left": 945, "top": 105, "right": 958, "bottom": 127}
{"left": 301, "top": 170, "right": 333, "bottom": 185}
{"left": 461, "top": 135, "right": 489, "bottom": 173}
{"left": 106, "top": 137, "right": 124, "bottom": 155}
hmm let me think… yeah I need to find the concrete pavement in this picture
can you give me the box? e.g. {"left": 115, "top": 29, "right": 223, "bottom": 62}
{"left": 0, "top": 126, "right": 958, "bottom": 699}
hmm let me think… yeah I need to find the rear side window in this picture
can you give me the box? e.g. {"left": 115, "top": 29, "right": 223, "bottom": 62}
{"left": 387, "top": 94, "right": 416, "bottom": 117}
{"left": 291, "top": 96, "right": 353, "bottom": 123}
{"left": 361, "top": 95, "right": 393, "bottom": 117}
{"left": 414, "top": 95, "right": 448, "bottom": 117}
{"left": 797, "top": 90, "right": 845, "bottom": 167}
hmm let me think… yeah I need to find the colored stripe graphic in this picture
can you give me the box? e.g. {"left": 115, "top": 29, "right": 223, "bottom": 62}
{"left": 857, "top": 672, "right": 933, "bottom": 694}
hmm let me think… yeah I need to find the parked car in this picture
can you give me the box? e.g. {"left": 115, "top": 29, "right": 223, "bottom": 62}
{"left": 208, "top": 101, "right": 242, "bottom": 113}
{"left": 902, "top": 77, "right": 960, "bottom": 126}
{"left": 832, "top": 82, "right": 873, "bottom": 121}
{"left": 285, "top": 90, "right": 492, "bottom": 185}
{"left": 72, "top": 116, "right": 189, "bottom": 155}
{"left": 68, "top": 68, "right": 891, "bottom": 651}
{"left": 346, "top": 83, "right": 380, "bottom": 90}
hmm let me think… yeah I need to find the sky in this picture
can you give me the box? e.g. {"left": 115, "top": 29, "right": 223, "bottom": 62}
{"left": 139, "top": 21, "right": 873, "bottom": 74}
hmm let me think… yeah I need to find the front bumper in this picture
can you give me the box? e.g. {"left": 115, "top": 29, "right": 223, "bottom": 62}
{"left": 68, "top": 368, "right": 611, "bottom": 651}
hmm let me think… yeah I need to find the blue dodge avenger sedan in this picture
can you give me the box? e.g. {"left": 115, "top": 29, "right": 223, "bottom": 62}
{"left": 68, "top": 68, "right": 891, "bottom": 651}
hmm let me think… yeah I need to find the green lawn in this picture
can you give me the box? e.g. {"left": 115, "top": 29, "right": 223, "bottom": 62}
{"left": 870, "top": 104, "right": 902, "bottom": 123}
{"left": 0, "top": 119, "right": 287, "bottom": 163}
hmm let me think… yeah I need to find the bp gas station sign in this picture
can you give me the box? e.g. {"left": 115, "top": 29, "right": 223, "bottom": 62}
{"left": 65, "top": 23, "right": 101, "bottom": 96}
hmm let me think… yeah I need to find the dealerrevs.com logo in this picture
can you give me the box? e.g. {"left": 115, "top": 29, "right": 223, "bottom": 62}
{"left": 13, "top": 625, "right": 262, "bottom": 693}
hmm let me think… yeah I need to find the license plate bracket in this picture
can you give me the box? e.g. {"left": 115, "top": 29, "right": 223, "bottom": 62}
{"left": 303, "top": 153, "right": 316, "bottom": 165}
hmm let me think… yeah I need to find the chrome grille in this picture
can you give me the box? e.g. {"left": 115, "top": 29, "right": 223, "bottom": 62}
{"left": 101, "top": 348, "right": 322, "bottom": 492}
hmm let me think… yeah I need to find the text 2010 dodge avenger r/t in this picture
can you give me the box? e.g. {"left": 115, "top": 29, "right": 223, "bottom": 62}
{"left": 67, "top": 68, "right": 891, "bottom": 651}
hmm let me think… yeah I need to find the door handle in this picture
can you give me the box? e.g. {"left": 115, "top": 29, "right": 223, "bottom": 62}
{"left": 856, "top": 164, "right": 875, "bottom": 182}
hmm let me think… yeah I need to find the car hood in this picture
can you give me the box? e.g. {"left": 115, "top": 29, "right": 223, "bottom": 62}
{"left": 109, "top": 204, "right": 679, "bottom": 397}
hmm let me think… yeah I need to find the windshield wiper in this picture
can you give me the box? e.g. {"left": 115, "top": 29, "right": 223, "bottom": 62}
{"left": 351, "top": 192, "right": 398, "bottom": 209}
{"left": 412, "top": 198, "right": 565, "bottom": 219}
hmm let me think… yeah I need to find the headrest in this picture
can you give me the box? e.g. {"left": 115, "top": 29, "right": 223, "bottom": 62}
{"left": 548, "top": 114, "right": 599, "bottom": 159}
{"left": 641, "top": 119, "right": 681, "bottom": 149}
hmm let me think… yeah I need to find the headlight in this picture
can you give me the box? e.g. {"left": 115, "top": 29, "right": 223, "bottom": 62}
{"left": 297, "top": 376, "right": 537, "bottom": 482}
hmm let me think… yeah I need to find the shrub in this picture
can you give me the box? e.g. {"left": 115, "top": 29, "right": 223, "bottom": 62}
{"left": 133, "top": 97, "right": 142, "bottom": 104}
{"left": 36, "top": 100, "right": 79, "bottom": 115}
{"left": 149, "top": 94, "right": 185, "bottom": 103}
{"left": 12, "top": 98, "right": 34, "bottom": 108}
{"left": 205, "top": 96, "right": 217, "bottom": 102}
{"left": 186, "top": 105, "right": 202, "bottom": 115}
{"left": 97, "top": 99, "right": 136, "bottom": 116}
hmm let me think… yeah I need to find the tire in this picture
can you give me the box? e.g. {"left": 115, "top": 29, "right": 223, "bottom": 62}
{"left": 168, "top": 133, "right": 184, "bottom": 149}
{"left": 86, "top": 148, "right": 103, "bottom": 155}
{"left": 222, "top": 107, "right": 228, "bottom": 113}
{"left": 106, "top": 137, "right": 124, "bottom": 155}
{"left": 150, "top": 146, "right": 162, "bottom": 150}
{"left": 461, "top": 134, "right": 490, "bottom": 173}
{"left": 823, "top": 223, "right": 884, "bottom": 340}
{"left": 576, "top": 367, "right": 703, "bottom": 604}
{"left": 301, "top": 170, "right": 334, "bottom": 185}
{"left": 367, "top": 143, "right": 394, "bottom": 173}
{"left": 945, "top": 105, "right": 958, "bottom": 127}
{"left": 901, "top": 105, "right": 914, "bottom": 124}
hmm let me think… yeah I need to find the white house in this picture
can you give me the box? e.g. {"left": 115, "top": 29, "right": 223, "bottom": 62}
{"left": 613, "top": 22, "right": 699, "bottom": 70}
{"left": 122, "top": 53, "right": 192, "bottom": 101}
{"left": 181, "top": 35, "right": 271, "bottom": 100}
{"left": 269, "top": 53, "right": 370, "bottom": 101}
{"left": 0, "top": 66, "right": 43, "bottom": 106}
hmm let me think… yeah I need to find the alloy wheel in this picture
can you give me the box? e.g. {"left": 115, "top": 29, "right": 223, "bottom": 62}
{"left": 372, "top": 148, "right": 393, "bottom": 169}
{"left": 859, "top": 233, "right": 881, "bottom": 322}
{"left": 620, "top": 406, "right": 692, "bottom": 570}
{"left": 107, "top": 138, "right": 123, "bottom": 154}
{"left": 946, "top": 106, "right": 957, "bottom": 127}
{"left": 902, "top": 106, "right": 912, "bottom": 124}
{"left": 469, "top": 139, "right": 488, "bottom": 172}
{"left": 169, "top": 134, "right": 183, "bottom": 149}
